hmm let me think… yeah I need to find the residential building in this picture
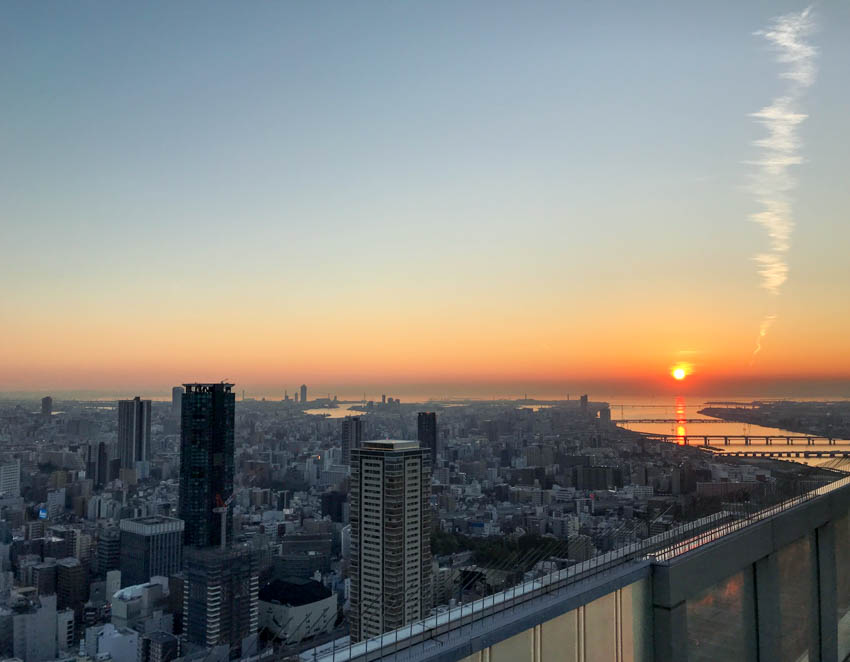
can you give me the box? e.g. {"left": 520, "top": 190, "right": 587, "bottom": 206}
{"left": 350, "top": 440, "right": 432, "bottom": 642}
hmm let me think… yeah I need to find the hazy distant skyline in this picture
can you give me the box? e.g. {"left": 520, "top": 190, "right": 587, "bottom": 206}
{"left": 2, "top": 2, "right": 849, "bottom": 394}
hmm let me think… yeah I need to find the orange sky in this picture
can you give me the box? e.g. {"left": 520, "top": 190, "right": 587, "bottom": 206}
{"left": 3, "top": 3, "right": 850, "bottom": 398}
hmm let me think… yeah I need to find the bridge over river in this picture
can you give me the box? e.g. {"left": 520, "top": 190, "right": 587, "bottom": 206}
{"left": 614, "top": 418, "right": 729, "bottom": 424}
{"left": 644, "top": 434, "right": 848, "bottom": 446}
{"left": 714, "top": 449, "right": 850, "bottom": 459}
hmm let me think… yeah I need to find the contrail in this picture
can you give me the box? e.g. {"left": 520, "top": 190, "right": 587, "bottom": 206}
{"left": 748, "top": 7, "right": 816, "bottom": 361}
{"left": 750, "top": 314, "right": 776, "bottom": 365}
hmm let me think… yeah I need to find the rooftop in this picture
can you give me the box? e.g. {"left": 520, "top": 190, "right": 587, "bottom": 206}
{"left": 360, "top": 439, "right": 420, "bottom": 451}
{"left": 259, "top": 577, "right": 332, "bottom": 607}
{"left": 183, "top": 383, "right": 234, "bottom": 393}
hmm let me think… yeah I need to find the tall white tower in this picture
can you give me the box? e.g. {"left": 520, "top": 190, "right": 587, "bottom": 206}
{"left": 350, "top": 440, "right": 432, "bottom": 642}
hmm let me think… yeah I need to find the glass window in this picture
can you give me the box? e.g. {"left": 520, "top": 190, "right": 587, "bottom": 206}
{"left": 835, "top": 514, "right": 850, "bottom": 660}
{"left": 686, "top": 569, "right": 757, "bottom": 661}
{"left": 776, "top": 535, "right": 814, "bottom": 662}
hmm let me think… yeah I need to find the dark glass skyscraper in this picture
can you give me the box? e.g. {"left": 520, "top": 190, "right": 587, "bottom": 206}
{"left": 417, "top": 412, "right": 438, "bottom": 459}
{"left": 179, "top": 383, "right": 235, "bottom": 548}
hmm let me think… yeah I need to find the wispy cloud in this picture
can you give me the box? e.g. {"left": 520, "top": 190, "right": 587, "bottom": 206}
{"left": 750, "top": 314, "right": 776, "bottom": 365}
{"left": 748, "top": 7, "right": 816, "bottom": 361}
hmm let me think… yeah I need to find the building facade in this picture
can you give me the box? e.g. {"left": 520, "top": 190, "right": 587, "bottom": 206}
{"left": 171, "top": 386, "right": 184, "bottom": 421}
{"left": 179, "top": 383, "right": 235, "bottom": 548}
{"left": 0, "top": 459, "right": 21, "bottom": 497}
{"left": 56, "top": 558, "right": 85, "bottom": 623}
{"left": 341, "top": 415, "right": 363, "bottom": 465}
{"left": 183, "top": 546, "right": 259, "bottom": 655}
{"left": 119, "top": 516, "right": 184, "bottom": 587}
{"left": 117, "top": 397, "right": 152, "bottom": 472}
{"left": 140, "top": 631, "right": 180, "bottom": 662}
{"left": 350, "top": 440, "right": 432, "bottom": 642}
{"left": 417, "top": 412, "right": 438, "bottom": 460}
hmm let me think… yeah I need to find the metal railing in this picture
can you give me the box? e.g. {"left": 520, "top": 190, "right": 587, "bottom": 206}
{"left": 299, "top": 474, "right": 850, "bottom": 662}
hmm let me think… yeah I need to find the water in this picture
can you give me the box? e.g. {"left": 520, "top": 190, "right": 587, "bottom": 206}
{"left": 302, "top": 403, "right": 365, "bottom": 419}
{"left": 608, "top": 395, "right": 850, "bottom": 468}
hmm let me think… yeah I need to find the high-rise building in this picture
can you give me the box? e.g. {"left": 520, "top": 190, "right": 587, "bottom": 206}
{"left": 41, "top": 396, "right": 53, "bottom": 417}
{"left": 0, "top": 458, "right": 21, "bottom": 497}
{"left": 341, "top": 415, "right": 363, "bottom": 465}
{"left": 417, "top": 412, "right": 438, "bottom": 460}
{"left": 300, "top": 384, "right": 308, "bottom": 404}
{"left": 56, "top": 557, "right": 86, "bottom": 622}
{"left": 350, "top": 440, "right": 432, "bottom": 642}
{"left": 97, "top": 526, "right": 121, "bottom": 576}
{"left": 171, "top": 386, "right": 183, "bottom": 421}
{"left": 85, "top": 442, "right": 110, "bottom": 490}
{"left": 117, "top": 397, "right": 151, "bottom": 471}
{"left": 119, "top": 516, "right": 184, "bottom": 587}
{"left": 179, "top": 383, "right": 235, "bottom": 548}
{"left": 183, "top": 546, "right": 258, "bottom": 655}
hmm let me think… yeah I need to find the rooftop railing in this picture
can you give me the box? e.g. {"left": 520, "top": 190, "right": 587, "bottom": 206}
{"left": 301, "top": 473, "right": 850, "bottom": 662}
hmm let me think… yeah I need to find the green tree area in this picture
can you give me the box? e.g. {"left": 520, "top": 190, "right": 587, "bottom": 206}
{"left": 431, "top": 530, "right": 551, "bottom": 571}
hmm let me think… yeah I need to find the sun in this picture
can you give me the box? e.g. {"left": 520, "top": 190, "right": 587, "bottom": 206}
{"left": 672, "top": 367, "right": 686, "bottom": 381}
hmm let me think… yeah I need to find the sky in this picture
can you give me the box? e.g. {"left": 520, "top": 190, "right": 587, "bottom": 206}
{"left": 2, "top": 1, "right": 849, "bottom": 399}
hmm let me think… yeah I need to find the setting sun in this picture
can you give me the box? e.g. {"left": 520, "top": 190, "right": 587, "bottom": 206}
{"left": 673, "top": 367, "right": 686, "bottom": 380}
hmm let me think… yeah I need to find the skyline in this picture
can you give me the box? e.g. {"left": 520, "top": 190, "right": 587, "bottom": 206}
{"left": 3, "top": 2, "right": 850, "bottom": 395}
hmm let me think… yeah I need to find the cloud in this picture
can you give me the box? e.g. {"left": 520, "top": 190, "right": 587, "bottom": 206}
{"left": 751, "top": 314, "right": 777, "bottom": 365}
{"left": 748, "top": 8, "right": 816, "bottom": 365}
{"left": 748, "top": 7, "right": 816, "bottom": 297}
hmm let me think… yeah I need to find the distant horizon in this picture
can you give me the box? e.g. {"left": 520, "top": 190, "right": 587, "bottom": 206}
{"left": 3, "top": 375, "right": 849, "bottom": 403}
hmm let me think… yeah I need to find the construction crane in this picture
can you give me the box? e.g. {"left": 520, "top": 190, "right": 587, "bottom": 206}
{"left": 213, "top": 493, "right": 234, "bottom": 550}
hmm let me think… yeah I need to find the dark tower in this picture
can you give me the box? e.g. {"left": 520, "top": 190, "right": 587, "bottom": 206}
{"left": 117, "top": 396, "right": 152, "bottom": 470}
{"left": 341, "top": 415, "right": 363, "bottom": 465}
{"left": 417, "top": 412, "right": 437, "bottom": 460}
{"left": 179, "top": 383, "right": 235, "bottom": 548}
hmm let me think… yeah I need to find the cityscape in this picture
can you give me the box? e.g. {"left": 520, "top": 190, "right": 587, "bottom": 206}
{"left": 2, "top": 3, "right": 850, "bottom": 662}
{"left": 1, "top": 390, "right": 849, "bottom": 661}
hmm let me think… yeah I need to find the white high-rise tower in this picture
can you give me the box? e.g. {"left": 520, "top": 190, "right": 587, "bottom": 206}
{"left": 350, "top": 440, "right": 432, "bottom": 642}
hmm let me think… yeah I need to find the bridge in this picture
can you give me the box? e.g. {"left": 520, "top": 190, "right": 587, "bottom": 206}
{"left": 614, "top": 418, "right": 728, "bottom": 424}
{"left": 712, "top": 449, "right": 850, "bottom": 459}
{"left": 645, "top": 434, "right": 845, "bottom": 446}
